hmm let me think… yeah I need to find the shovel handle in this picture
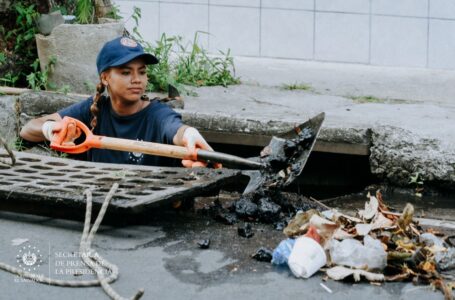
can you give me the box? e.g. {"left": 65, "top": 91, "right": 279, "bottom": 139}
{"left": 50, "top": 117, "right": 263, "bottom": 169}
{"left": 50, "top": 116, "right": 193, "bottom": 159}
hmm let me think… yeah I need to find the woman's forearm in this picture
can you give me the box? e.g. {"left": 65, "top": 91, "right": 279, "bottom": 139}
{"left": 172, "top": 125, "right": 190, "bottom": 146}
{"left": 20, "top": 113, "right": 62, "bottom": 142}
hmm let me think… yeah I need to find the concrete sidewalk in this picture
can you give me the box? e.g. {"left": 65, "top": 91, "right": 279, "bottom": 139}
{"left": 234, "top": 57, "right": 455, "bottom": 105}
{"left": 178, "top": 57, "right": 455, "bottom": 189}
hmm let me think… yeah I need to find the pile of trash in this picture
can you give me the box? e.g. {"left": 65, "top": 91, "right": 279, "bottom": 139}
{"left": 269, "top": 191, "right": 455, "bottom": 299}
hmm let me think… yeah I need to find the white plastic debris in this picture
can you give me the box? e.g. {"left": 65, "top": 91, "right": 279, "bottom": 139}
{"left": 288, "top": 236, "right": 327, "bottom": 278}
{"left": 326, "top": 266, "right": 384, "bottom": 282}
{"left": 420, "top": 233, "right": 455, "bottom": 270}
{"left": 329, "top": 236, "right": 387, "bottom": 271}
{"left": 355, "top": 224, "right": 372, "bottom": 236}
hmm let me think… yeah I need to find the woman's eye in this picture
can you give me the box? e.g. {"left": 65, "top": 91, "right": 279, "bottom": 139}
{"left": 121, "top": 71, "right": 130, "bottom": 75}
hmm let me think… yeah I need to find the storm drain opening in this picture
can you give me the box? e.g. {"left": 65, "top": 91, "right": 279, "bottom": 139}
{"left": 210, "top": 142, "right": 378, "bottom": 199}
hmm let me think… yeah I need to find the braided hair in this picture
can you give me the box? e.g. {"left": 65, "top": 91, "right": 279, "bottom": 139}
{"left": 89, "top": 82, "right": 105, "bottom": 131}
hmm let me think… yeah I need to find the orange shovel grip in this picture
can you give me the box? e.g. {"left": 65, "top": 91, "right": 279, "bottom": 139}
{"left": 50, "top": 116, "right": 102, "bottom": 154}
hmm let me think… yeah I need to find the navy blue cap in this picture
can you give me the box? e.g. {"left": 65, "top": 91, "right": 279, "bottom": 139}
{"left": 96, "top": 37, "right": 158, "bottom": 74}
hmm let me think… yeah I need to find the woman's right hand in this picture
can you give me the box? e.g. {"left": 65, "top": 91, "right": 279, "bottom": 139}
{"left": 42, "top": 119, "right": 81, "bottom": 145}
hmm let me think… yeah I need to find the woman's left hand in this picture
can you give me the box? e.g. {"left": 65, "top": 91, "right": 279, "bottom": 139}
{"left": 181, "top": 127, "right": 222, "bottom": 168}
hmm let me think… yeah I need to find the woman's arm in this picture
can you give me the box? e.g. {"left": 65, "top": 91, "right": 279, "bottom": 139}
{"left": 172, "top": 125, "right": 190, "bottom": 146}
{"left": 20, "top": 113, "right": 62, "bottom": 142}
{"left": 173, "top": 125, "right": 221, "bottom": 168}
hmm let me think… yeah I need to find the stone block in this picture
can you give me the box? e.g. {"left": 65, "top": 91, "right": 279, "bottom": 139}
{"left": 370, "top": 126, "right": 455, "bottom": 190}
{"left": 430, "top": 0, "right": 455, "bottom": 19}
{"left": 371, "top": 16, "right": 427, "bottom": 67}
{"left": 315, "top": 12, "right": 369, "bottom": 63}
{"left": 209, "top": 6, "right": 260, "bottom": 56}
{"left": 0, "top": 96, "right": 18, "bottom": 147}
{"left": 116, "top": 0, "right": 159, "bottom": 44}
{"left": 18, "top": 92, "right": 84, "bottom": 117}
{"left": 261, "top": 9, "right": 313, "bottom": 59}
{"left": 160, "top": 2, "right": 209, "bottom": 49}
{"left": 262, "top": 0, "right": 313, "bottom": 10}
{"left": 37, "top": 11, "right": 64, "bottom": 35}
{"left": 35, "top": 22, "right": 124, "bottom": 94}
{"left": 429, "top": 19, "right": 455, "bottom": 69}
{"left": 372, "top": 0, "right": 428, "bottom": 18}
{"left": 209, "top": 0, "right": 260, "bottom": 7}
{"left": 316, "top": 0, "right": 370, "bottom": 14}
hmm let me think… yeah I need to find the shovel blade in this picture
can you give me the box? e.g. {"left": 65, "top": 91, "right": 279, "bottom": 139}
{"left": 242, "top": 112, "right": 325, "bottom": 194}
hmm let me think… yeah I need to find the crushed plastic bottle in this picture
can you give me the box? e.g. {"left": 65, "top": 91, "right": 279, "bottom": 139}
{"left": 329, "top": 236, "right": 387, "bottom": 271}
{"left": 271, "top": 238, "right": 296, "bottom": 265}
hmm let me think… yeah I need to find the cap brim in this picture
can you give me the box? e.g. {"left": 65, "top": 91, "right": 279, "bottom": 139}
{"left": 109, "top": 53, "right": 159, "bottom": 70}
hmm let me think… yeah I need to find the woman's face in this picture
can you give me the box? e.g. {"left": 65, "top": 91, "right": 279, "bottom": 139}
{"left": 101, "top": 57, "right": 148, "bottom": 103}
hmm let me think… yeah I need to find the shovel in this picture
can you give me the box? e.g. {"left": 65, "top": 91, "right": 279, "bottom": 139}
{"left": 50, "top": 113, "right": 325, "bottom": 194}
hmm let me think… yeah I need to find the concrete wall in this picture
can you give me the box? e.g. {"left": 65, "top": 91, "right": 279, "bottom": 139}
{"left": 114, "top": 0, "right": 455, "bottom": 70}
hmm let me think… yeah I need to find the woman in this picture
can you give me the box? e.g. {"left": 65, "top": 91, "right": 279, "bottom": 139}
{"left": 20, "top": 36, "right": 213, "bottom": 168}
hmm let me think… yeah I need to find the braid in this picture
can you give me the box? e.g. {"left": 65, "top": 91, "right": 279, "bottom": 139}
{"left": 90, "top": 82, "right": 105, "bottom": 131}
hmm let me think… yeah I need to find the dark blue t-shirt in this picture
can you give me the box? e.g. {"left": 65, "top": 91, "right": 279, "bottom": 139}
{"left": 58, "top": 96, "right": 183, "bottom": 166}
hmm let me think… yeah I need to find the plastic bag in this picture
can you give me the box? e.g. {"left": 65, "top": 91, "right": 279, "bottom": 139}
{"left": 329, "top": 236, "right": 387, "bottom": 271}
{"left": 271, "top": 238, "right": 296, "bottom": 265}
{"left": 420, "top": 233, "right": 455, "bottom": 270}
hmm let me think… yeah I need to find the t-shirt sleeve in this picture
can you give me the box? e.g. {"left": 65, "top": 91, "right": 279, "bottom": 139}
{"left": 57, "top": 97, "right": 93, "bottom": 126}
{"left": 155, "top": 103, "right": 183, "bottom": 144}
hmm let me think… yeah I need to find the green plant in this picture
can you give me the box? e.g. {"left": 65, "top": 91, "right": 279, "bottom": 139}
{"left": 56, "top": 85, "right": 72, "bottom": 94}
{"left": 83, "top": 81, "right": 96, "bottom": 93}
{"left": 409, "top": 172, "right": 424, "bottom": 197}
{"left": 175, "top": 33, "right": 239, "bottom": 88}
{"left": 76, "top": 0, "right": 94, "bottom": 24}
{"left": 3, "top": 3, "right": 39, "bottom": 87}
{"left": 106, "top": 4, "right": 121, "bottom": 20}
{"left": 282, "top": 82, "right": 312, "bottom": 91}
{"left": 351, "top": 95, "right": 384, "bottom": 103}
{"left": 12, "top": 137, "right": 26, "bottom": 151}
{"left": 0, "top": 72, "right": 20, "bottom": 86}
{"left": 26, "top": 56, "right": 57, "bottom": 90}
{"left": 130, "top": 7, "right": 239, "bottom": 95}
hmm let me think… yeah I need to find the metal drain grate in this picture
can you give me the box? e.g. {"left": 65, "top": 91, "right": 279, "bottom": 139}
{"left": 0, "top": 151, "right": 241, "bottom": 213}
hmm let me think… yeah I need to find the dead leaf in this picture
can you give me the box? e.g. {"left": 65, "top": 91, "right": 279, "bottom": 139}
{"left": 371, "top": 213, "right": 394, "bottom": 230}
{"left": 284, "top": 209, "right": 320, "bottom": 237}
{"left": 397, "top": 203, "right": 414, "bottom": 232}
{"left": 359, "top": 196, "right": 379, "bottom": 220}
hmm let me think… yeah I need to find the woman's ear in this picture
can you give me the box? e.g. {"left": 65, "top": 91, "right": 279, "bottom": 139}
{"left": 100, "top": 71, "right": 109, "bottom": 87}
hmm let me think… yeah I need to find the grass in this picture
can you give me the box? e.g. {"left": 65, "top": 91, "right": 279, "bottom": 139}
{"left": 281, "top": 82, "right": 313, "bottom": 91}
{"left": 351, "top": 95, "right": 385, "bottom": 103}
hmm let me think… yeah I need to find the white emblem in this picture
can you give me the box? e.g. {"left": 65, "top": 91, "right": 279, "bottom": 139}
{"left": 120, "top": 37, "right": 138, "bottom": 48}
{"left": 16, "top": 244, "right": 43, "bottom": 272}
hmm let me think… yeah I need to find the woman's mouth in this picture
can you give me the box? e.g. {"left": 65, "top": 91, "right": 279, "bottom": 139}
{"left": 128, "top": 88, "right": 143, "bottom": 93}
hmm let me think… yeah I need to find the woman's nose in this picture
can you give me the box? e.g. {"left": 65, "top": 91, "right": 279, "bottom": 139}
{"left": 131, "top": 72, "right": 142, "bottom": 83}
